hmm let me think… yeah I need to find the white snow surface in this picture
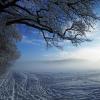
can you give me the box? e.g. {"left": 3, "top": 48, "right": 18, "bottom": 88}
{"left": 0, "top": 71, "right": 100, "bottom": 100}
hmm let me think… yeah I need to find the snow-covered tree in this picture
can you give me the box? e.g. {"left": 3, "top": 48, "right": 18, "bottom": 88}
{"left": 0, "top": 15, "right": 21, "bottom": 75}
{"left": 0, "top": 0, "right": 99, "bottom": 74}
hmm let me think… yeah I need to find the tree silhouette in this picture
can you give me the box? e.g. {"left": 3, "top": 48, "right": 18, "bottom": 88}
{"left": 0, "top": 0, "right": 99, "bottom": 46}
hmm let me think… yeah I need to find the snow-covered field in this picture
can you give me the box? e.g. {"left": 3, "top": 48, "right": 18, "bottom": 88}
{"left": 0, "top": 71, "right": 100, "bottom": 100}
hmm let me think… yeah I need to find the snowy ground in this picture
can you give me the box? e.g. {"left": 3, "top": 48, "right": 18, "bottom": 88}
{"left": 0, "top": 71, "right": 100, "bottom": 100}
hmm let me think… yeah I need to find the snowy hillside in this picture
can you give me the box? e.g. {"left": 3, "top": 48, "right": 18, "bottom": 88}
{"left": 0, "top": 71, "right": 100, "bottom": 100}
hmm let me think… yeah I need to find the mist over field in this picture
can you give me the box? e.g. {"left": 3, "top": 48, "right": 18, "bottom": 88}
{"left": 2, "top": 51, "right": 100, "bottom": 100}
{"left": 12, "top": 59, "right": 100, "bottom": 72}
{"left": 1, "top": 66, "right": 100, "bottom": 99}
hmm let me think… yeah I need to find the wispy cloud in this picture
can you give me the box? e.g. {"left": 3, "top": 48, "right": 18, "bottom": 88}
{"left": 21, "top": 35, "right": 45, "bottom": 45}
{"left": 44, "top": 46, "right": 100, "bottom": 62}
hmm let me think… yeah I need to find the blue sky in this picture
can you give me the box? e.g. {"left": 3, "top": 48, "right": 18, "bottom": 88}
{"left": 17, "top": 22, "right": 100, "bottom": 61}
{"left": 13, "top": 8, "right": 100, "bottom": 71}
{"left": 16, "top": 4, "right": 100, "bottom": 62}
{"left": 13, "top": 21, "right": 100, "bottom": 71}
